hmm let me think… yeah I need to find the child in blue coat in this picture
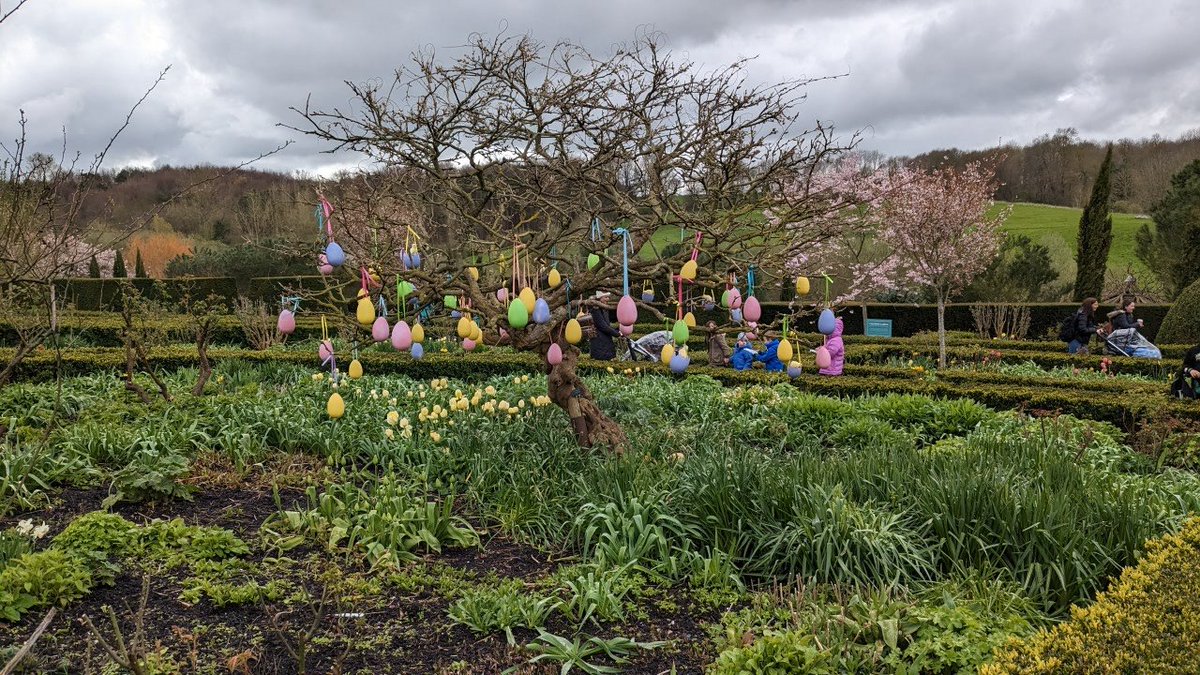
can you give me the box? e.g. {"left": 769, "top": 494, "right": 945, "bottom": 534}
{"left": 756, "top": 336, "right": 785, "bottom": 372}
{"left": 730, "top": 334, "right": 758, "bottom": 371}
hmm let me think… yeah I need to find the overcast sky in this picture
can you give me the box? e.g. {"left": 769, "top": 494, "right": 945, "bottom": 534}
{"left": 2, "top": 0, "right": 1197, "bottom": 176}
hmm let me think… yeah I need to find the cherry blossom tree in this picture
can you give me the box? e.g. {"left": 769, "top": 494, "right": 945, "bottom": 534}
{"left": 878, "top": 160, "right": 1010, "bottom": 367}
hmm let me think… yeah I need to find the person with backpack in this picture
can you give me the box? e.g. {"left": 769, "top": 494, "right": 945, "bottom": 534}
{"left": 1061, "top": 297, "right": 1100, "bottom": 354}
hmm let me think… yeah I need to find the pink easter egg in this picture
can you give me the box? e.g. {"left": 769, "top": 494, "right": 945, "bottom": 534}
{"left": 815, "top": 346, "right": 832, "bottom": 369}
{"left": 371, "top": 316, "right": 390, "bottom": 342}
{"left": 547, "top": 343, "right": 563, "bottom": 365}
{"left": 318, "top": 340, "right": 333, "bottom": 362}
{"left": 462, "top": 338, "right": 477, "bottom": 352}
{"left": 619, "top": 323, "right": 633, "bottom": 336}
{"left": 743, "top": 296, "right": 761, "bottom": 323}
{"left": 391, "top": 320, "right": 412, "bottom": 350}
{"left": 277, "top": 310, "right": 296, "bottom": 335}
{"left": 616, "top": 294, "right": 638, "bottom": 325}
{"left": 729, "top": 289, "right": 742, "bottom": 310}
{"left": 318, "top": 264, "right": 334, "bottom": 276}
{"left": 496, "top": 288, "right": 509, "bottom": 303}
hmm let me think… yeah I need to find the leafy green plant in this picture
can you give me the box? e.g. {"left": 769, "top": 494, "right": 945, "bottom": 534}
{"left": 0, "top": 549, "right": 93, "bottom": 620}
{"left": 558, "top": 566, "right": 634, "bottom": 629}
{"left": 520, "top": 630, "right": 665, "bottom": 675}
{"left": 448, "top": 579, "right": 559, "bottom": 644}
{"left": 103, "top": 449, "right": 194, "bottom": 507}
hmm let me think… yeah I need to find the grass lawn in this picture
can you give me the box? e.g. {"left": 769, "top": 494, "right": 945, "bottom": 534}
{"left": 995, "top": 201, "right": 1152, "bottom": 277}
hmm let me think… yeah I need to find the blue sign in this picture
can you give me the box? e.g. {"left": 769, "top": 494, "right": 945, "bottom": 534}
{"left": 865, "top": 318, "right": 893, "bottom": 337}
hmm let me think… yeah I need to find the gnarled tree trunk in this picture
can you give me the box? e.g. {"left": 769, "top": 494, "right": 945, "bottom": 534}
{"left": 545, "top": 346, "right": 627, "bottom": 453}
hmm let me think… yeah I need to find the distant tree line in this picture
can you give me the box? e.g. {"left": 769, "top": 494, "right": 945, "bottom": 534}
{"left": 902, "top": 128, "right": 1200, "bottom": 214}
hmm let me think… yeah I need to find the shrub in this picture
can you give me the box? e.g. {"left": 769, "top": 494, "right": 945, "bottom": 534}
{"left": 1155, "top": 276, "right": 1200, "bottom": 344}
{"left": 983, "top": 517, "right": 1200, "bottom": 674}
{"left": 0, "top": 549, "right": 93, "bottom": 618}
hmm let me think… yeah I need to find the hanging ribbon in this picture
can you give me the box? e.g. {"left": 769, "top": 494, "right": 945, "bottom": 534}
{"left": 782, "top": 314, "right": 788, "bottom": 341}
{"left": 747, "top": 266, "right": 756, "bottom": 298}
{"left": 320, "top": 315, "right": 329, "bottom": 342}
{"left": 564, "top": 278, "right": 572, "bottom": 310}
{"left": 613, "top": 227, "right": 631, "bottom": 296}
{"left": 281, "top": 296, "right": 300, "bottom": 313}
{"left": 677, "top": 275, "right": 684, "bottom": 320}
{"left": 590, "top": 216, "right": 601, "bottom": 242}
{"left": 823, "top": 274, "right": 833, "bottom": 306}
{"left": 376, "top": 295, "right": 388, "bottom": 317}
{"left": 360, "top": 267, "right": 370, "bottom": 293}
{"left": 315, "top": 195, "right": 334, "bottom": 240}
{"left": 550, "top": 246, "right": 558, "bottom": 270}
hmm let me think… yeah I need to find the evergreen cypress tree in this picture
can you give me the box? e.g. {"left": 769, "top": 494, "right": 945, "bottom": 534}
{"left": 88, "top": 255, "right": 101, "bottom": 278}
{"left": 134, "top": 249, "right": 148, "bottom": 278}
{"left": 1136, "top": 159, "right": 1200, "bottom": 298}
{"left": 1074, "top": 145, "right": 1114, "bottom": 300}
{"left": 112, "top": 250, "right": 127, "bottom": 278}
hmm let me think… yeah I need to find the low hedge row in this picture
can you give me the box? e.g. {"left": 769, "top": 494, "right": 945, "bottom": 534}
{"left": 4, "top": 347, "right": 1193, "bottom": 429}
{"left": 52, "top": 276, "right": 361, "bottom": 311}
{"left": 982, "top": 517, "right": 1200, "bottom": 674}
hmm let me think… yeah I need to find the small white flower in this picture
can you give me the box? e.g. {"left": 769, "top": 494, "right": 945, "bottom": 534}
{"left": 32, "top": 523, "right": 49, "bottom": 539}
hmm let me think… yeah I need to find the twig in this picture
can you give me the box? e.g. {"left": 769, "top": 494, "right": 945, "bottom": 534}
{"left": 1, "top": 606, "right": 57, "bottom": 675}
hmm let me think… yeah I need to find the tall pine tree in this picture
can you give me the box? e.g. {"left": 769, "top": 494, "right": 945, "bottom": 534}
{"left": 88, "top": 255, "right": 101, "bottom": 278}
{"left": 134, "top": 249, "right": 148, "bottom": 278}
{"left": 112, "top": 250, "right": 127, "bottom": 278}
{"left": 1074, "top": 145, "right": 1114, "bottom": 300}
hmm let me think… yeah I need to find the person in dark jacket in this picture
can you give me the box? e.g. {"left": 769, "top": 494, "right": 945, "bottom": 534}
{"left": 588, "top": 292, "right": 621, "bottom": 361}
{"left": 756, "top": 335, "right": 785, "bottom": 372}
{"left": 1171, "top": 344, "right": 1200, "bottom": 399}
{"left": 1068, "top": 297, "right": 1100, "bottom": 354}
{"left": 1110, "top": 297, "right": 1144, "bottom": 331}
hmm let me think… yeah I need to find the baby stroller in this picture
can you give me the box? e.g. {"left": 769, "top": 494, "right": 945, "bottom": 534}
{"left": 1101, "top": 327, "right": 1162, "bottom": 359}
{"left": 622, "top": 330, "right": 673, "bottom": 362}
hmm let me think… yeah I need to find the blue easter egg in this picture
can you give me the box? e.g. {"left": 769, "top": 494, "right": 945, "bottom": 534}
{"left": 818, "top": 308, "right": 836, "bottom": 335}
{"left": 532, "top": 298, "right": 551, "bottom": 324}
{"left": 731, "top": 309, "right": 743, "bottom": 324}
{"left": 324, "top": 242, "right": 345, "bottom": 267}
{"left": 451, "top": 310, "right": 462, "bottom": 319}
{"left": 669, "top": 354, "right": 689, "bottom": 374}
{"left": 411, "top": 343, "right": 425, "bottom": 360}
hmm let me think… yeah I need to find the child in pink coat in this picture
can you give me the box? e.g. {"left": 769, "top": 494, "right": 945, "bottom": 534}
{"left": 818, "top": 318, "right": 845, "bottom": 376}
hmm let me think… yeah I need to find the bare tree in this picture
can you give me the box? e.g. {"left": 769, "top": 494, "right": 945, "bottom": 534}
{"left": 288, "top": 32, "right": 862, "bottom": 450}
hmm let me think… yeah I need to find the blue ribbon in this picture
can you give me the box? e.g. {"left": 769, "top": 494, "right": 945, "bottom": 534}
{"left": 591, "top": 216, "right": 601, "bottom": 242}
{"left": 747, "top": 267, "right": 756, "bottom": 297}
{"left": 613, "top": 227, "right": 631, "bottom": 296}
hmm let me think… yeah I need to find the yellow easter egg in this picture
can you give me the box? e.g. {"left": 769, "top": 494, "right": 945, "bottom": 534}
{"left": 565, "top": 318, "right": 582, "bottom": 344}
{"left": 548, "top": 268, "right": 561, "bottom": 288}
{"left": 680, "top": 259, "right": 698, "bottom": 281}
{"left": 327, "top": 392, "right": 345, "bottom": 419}
{"left": 457, "top": 316, "right": 472, "bottom": 339}
{"left": 683, "top": 312, "right": 696, "bottom": 328}
{"left": 412, "top": 323, "right": 425, "bottom": 343}
{"left": 348, "top": 358, "right": 363, "bottom": 380}
{"left": 778, "top": 340, "right": 794, "bottom": 363}
{"left": 795, "top": 276, "right": 810, "bottom": 295}
{"left": 468, "top": 266, "right": 479, "bottom": 281}
{"left": 660, "top": 343, "right": 675, "bottom": 365}
{"left": 469, "top": 323, "right": 482, "bottom": 342}
{"left": 519, "top": 287, "right": 536, "bottom": 314}
{"left": 356, "top": 298, "right": 376, "bottom": 327}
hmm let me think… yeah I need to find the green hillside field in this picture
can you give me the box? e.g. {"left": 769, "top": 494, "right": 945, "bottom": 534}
{"left": 994, "top": 201, "right": 1152, "bottom": 277}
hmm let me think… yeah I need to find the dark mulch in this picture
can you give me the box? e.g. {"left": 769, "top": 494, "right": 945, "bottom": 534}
{"left": 0, "top": 485, "right": 721, "bottom": 674}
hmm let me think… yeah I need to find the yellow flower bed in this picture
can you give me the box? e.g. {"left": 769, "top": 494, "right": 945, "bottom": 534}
{"left": 983, "top": 517, "right": 1200, "bottom": 674}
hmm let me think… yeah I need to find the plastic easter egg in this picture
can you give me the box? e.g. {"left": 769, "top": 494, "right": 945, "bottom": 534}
{"left": 743, "top": 296, "right": 762, "bottom": 323}
{"left": 729, "top": 289, "right": 742, "bottom": 310}
{"left": 277, "top": 310, "right": 296, "bottom": 335}
{"left": 815, "top": 346, "right": 832, "bottom": 369}
{"left": 548, "top": 268, "right": 561, "bottom": 288}
{"left": 496, "top": 288, "right": 508, "bottom": 303}
{"left": 547, "top": 343, "right": 563, "bottom": 365}
{"left": 462, "top": 338, "right": 476, "bottom": 352}
{"left": 532, "top": 298, "right": 551, "bottom": 324}
{"left": 318, "top": 262, "right": 333, "bottom": 276}
{"left": 788, "top": 361, "right": 802, "bottom": 378}
{"left": 457, "top": 316, "right": 473, "bottom": 339}
{"left": 372, "top": 316, "right": 390, "bottom": 342}
{"left": 721, "top": 289, "right": 731, "bottom": 308}
{"left": 672, "top": 319, "right": 689, "bottom": 345}
{"left": 348, "top": 358, "right": 363, "bottom": 380}
{"left": 324, "top": 242, "right": 345, "bottom": 267}
{"left": 409, "top": 251, "right": 421, "bottom": 268}
{"left": 669, "top": 353, "right": 690, "bottom": 374}
{"left": 818, "top": 308, "right": 836, "bottom": 336}
{"left": 616, "top": 294, "right": 637, "bottom": 325}
{"left": 450, "top": 310, "right": 462, "bottom": 319}
{"left": 508, "top": 300, "right": 529, "bottom": 329}
{"left": 318, "top": 340, "right": 333, "bottom": 363}
{"left": 660, "top": 343, "right": 675, "bottom": 365}
{"left": 565, "top": 319, "right": 583, "bottom": 345}
{"left": 680, "top": 259, "right": 697, "bottom": 281}
{"left": 410, "top": 342, "right": 424, "bottom": 360}
{"left": 641, "top": 290, "right": 655, "bottom": 303}
{"left": 731, "top": 309, "right": 743, "bottom": 324}
{"left": 518, "top": 287, "right": 536, "bottom": 314}
{"left": 468, "top": 266, "right": 479, "bottom": 281}
{"left": 702, "top": 297, "right": 716, "bottom": 311}
{"left": 587, "top": 253, "right": 600, "bottom": 270}
{"left": 327, "top": 392, "right": 345, "bottom": 419}
{"left": 683, "top": 312, "right": 696, "bottom": 329}
{"left": 397, "top": 281, "right": 415, "bottom": 298}
{"left": 444, "top": 295, "right": 458, "bottom": 309}
{"left": 619, "top": 323, "right": 633, "bottom": 336}
{"left": 392, "top": 321, "right": 412, "bottom": 350}
{"left": 795, "top": 276, "right": 810, "bottom": 296}
{"left": 679, "top": 345, "right": 688, "bottom": 358}
{"left": 777, "top": 340, "right": 794, "bottom": 364}
{"left": 746, "top": 332, "right": 757, "bottom": 341}
{"left": 357, "top": 298, "right": 375, "bottom": 327}
{"left": 411, "top": 323, "right": 425, "bottom": 344}
{"left": 469, "top": 323, "right": 482, "bottom": 342}
{"left": 368, "top": 268, "right": 381, "bottom": 287}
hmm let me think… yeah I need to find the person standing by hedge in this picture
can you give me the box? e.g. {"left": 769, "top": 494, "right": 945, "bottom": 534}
{"left": 706, "top": 321, "right": 731, "bottom": 366}
{"left": 819, "top": 317, "right": 846, "bottom": 376}
{"left": 1066, "top": 297, "right": 1100, "bottom": 354}
{"left": 588, "top": 292, "right": 621, "bottom": 361}
{"left": 1170, "top": 344, "right": 1200, "bottom": 399}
